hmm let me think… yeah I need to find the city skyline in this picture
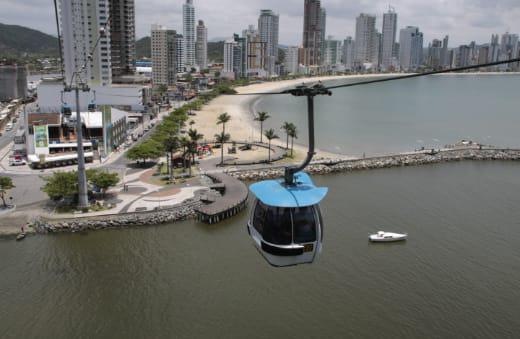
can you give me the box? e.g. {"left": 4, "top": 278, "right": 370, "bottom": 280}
{"left": 1, "top": 0, "right": 519, "bottom": 47}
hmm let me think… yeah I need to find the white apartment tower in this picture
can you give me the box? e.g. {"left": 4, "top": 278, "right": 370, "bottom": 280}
{"left": 151, "top": 24, "right": 177, "bottom": 86}
{"left": 285, "top": 46, "right": 300, "bottom": 74}
{"left": 381, "top": 8, "right": 397, "bottom": 70}
{"left": 59, "top": 0, "right": 112, "bottom": 86}
{"left": 354, "top": 14, "right": 378, "bottom": 66}
{"left": 196, "top": 20, "right": 208, "bottom": 69}
{"left": 399, "top": 26, "right": 424, "bottom": 71}
{"left": 258, "top": 9, "right": 279, "bottom": 75}
{"left": 183, "top": 0, "right": 196, "bottom": 67}
{"left": 342, "top": 37, "right": 355, "bottom": 70}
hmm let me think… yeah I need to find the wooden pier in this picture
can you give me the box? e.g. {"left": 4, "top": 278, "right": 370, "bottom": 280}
{"left": 195, "top": 173, "right": 249, "bottom": 224}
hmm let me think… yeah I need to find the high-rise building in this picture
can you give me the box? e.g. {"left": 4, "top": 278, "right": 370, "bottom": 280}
{"left": 500, "top": 32, "right": 519, "bottom": 60}
{"left": 58, "top": 0, "right": 112, "bottom": 86}
{"left": 223, "top": 34, "right": 246, "bottom": 80}
{"left": 323, "top": 37, "right": 342, "bottom": 66}
{"left": 354, "top": 14, "right": 377, "bottom": 66}
{"left": 399, "top": 26, "right": 423, "bottom": 71}
{"left": 151, "top": 24, "right": 177, "bottom": 86}
{"left": 183, "top": 0, "right": 196, "bottom": 67}
{"left": 258, "top": 9, "right": 279, "bottom": 75}
{"left": 302, "top": 0, "right": 322, "bottom": 66}
{"left": 457, "top": 45, "right": 471, "bottom": 67}
{"left": 478, "top": 45, "right": 490, "bottom": 65}
{"left": 176, "top": 34, "right": 185, "bottom": 73}
{"left": 488, "top": 34, "right": 500, "bottom": 62}
{"left": 110, "top": 0, "right": 136, "bottom": 79}
{"left": 342, "top": 37, "right": 355, "bottom": 70}
{"left": 243, "top": 26, "right": 267, "bottom": 78}
{"left": 196, "top": 20, "right": 208, "bottom": 69}
{"left": 285, "top": 46, "right": 300, "bottom": 74}
{"left": 320, "top": 8, "right": 327, "bottom": 65}
{"left": 441, "top": 35, "right": 449, "bottom": 67}
{"left": 381, "top": 8, "right": 397, "bottom": 70}
{"left": 427, "top": 39, "right": 443, "bottom": 69}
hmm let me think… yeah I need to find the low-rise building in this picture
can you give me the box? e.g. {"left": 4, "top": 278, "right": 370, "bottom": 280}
{"left": 26, "top": 106, "right": 127, "bottom": 168}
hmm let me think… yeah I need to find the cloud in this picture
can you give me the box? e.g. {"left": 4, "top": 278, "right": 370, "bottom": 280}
{"left": 0, "top": 0, "right": 518, "bottom": 46}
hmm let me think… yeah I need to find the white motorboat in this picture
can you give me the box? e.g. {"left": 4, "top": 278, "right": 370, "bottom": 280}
{"left": 369, "top": 231, "right": 407, "bottom": 242}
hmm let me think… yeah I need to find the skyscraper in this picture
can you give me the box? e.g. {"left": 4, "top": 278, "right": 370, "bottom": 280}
{"left": 302, "top": 0, "right": 322, "bottom": 66}
{"left": 441, "top": 35, "right": 449, "bottom": 67}
{"left": 223, "top": 34, "right": 246, "bottom": 80}
{"left": 488, "top": 34, "right": 500, "bottom": 62}
{"left": 258, "top": 9, "right": 279, "bottom": 75}
{"left": 196, "top": 20, "right": 208, "bottom": 69}
{"left": 427, "top": 39, "right": 442, "bottom": 69}
{"left": 399, "top": 26, "right": 423, "bottom": 71}
{"left": 183, "top": 0, "right": 196, "bottom": 67}
{"left": 342, "top": 37, "right": 355, "bottom": 70}
{"left": 58, "top": 0, "right": 112, "bottom": 86}
{"left": 285, "top": 46, "right": 300, "bottom": 74}
{"left": 110, "top": 0, "right": 136, "bottom": 79}
{"left": 381, "top": 8, "right": 397, "bottom": 70}
{"left": 320, "top": 8, "right": 327, "bottom": 65}
{"left": 323, "top": 37, "right": 342, "bottom": 66}
{"left": 151, "top": 24, "right": 177, "bottom": 86}
{"left": 354, "top": 14, "right": 377, "bottom": 65}
{"left": 243, "top": 26, "right": 267, "bottom": 78}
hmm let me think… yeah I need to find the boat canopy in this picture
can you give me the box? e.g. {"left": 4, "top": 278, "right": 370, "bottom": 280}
{"left": 250, "top": 172, "right": 328, "bottom": 208}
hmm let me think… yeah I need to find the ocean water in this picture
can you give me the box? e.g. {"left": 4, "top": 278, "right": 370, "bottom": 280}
{"left": 1, "top": 161, "right": 520, "bottom": 338}
{"left": 254, "top": 74, "right": 520, "bottom": 156}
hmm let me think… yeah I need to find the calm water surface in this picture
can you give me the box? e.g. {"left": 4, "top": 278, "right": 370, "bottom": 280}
{"left": 255, "top": 75, "right": 520, "bottom": 156}
{"left": 1, "top": 161, "right": 520, "bottom": 338}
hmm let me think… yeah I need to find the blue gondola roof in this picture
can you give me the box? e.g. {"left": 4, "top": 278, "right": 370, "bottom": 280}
{"left": 249, "top": 172, "right": 328, "bottom": 208}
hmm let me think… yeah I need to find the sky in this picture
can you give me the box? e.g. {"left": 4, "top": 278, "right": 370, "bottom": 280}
{"left": 1, "top": 0, "right": 519, "bottom": 46}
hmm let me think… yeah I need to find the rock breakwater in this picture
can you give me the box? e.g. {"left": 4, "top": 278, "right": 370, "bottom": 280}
{"left": 229, "top": 149, "right": 520, "bottom": 181}
{"left": 32, "top": 201, "right": 202, "bottom": 234}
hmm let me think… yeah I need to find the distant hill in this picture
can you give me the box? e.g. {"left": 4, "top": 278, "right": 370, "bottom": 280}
{"left": 208, "top": 41, "right": 224, "bottom": 63}
{"left": 0, "top": 23, "right": 58, "bottom": 57}
{"left": 136, "top": 36, "right": 151, "bottom": 59}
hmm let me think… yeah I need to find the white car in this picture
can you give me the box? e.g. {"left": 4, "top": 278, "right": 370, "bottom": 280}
{"left": 5, "top": 123, "right": 13, "bottom": 131}
{"left": 9, "top": 157, "right": 26, "bottom": 166}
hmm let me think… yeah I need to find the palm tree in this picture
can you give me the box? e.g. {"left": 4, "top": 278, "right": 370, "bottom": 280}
{"left": 288, "top": 123, "right": 296, "bottom": 155}
{"left": 188, "top": 128, "right": 204, "bottom": 165}
{"left": 179, "top": 136, "right": 190, "bottom": 171}
{"left": 281, "top": 121, "right": 294, "bottom": 150}
{"left": 288, "top": 125, "right": 298, "bottom": 158}
{"left": 215, "top": 132, "right": 231, "bottom": 165}
{"left": 254, "top": 111, "right": 270, "bottom": 143}
{"left": 163, "top": 135, "right": 179, "bottom": 181}
{"left": 264, "top": 129, "right": 279, "bottom": 163}
{"left": 216, "top": 112, "right": 231, "bottom": 135}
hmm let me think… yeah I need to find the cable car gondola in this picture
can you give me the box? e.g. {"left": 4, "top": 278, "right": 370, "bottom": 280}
{"left": 247, "top": 84, "right": 331, "bottom": 267}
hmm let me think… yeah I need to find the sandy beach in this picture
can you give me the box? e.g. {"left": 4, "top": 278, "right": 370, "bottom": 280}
{"left": 190, "top": 72, "right": 520, "bottom": 162}
{"left": 191, "top": 74, "right": 406, "bottom": 161}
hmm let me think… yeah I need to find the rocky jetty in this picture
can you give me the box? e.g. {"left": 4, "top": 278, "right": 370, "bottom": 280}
{"left": 32, "top": 201, "right": 202, "bottom": 234}
{"left": 229, "top": 149, "right": 520, "bottom": 181}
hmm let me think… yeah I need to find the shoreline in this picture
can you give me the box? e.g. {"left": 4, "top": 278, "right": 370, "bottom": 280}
{"left": 193, "top": 72, "right": 520, "bottom": 161}
{"left": 3, "top": 147, "right": 520, "bottom": 238}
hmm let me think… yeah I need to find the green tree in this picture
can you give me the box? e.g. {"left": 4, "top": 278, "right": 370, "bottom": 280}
{"left": 179, "top": 136, "right": 191, "bottom": 170}
{"left": 163, "top": 135, "right": 179, "bottom": 181}
{"left": 188, "top": 128, "right": 204, "bottom": 165}
{"left": 288, "top": 125, "right": 298, "bottom": 157}
{"left": 215, "top": 132, "right": 231, "bottom": 165}
{"left": 87, "top": 169, "right": 120, "bottom": 198}
{"left": 216, "top": 112, "right": 231, "bottom": 136}
{"left": 41, "top": 171, "right": 78, "bottom": 201}
{"left": 126, "top": 140, "right": 163, "bottom": 165}
{"left": 254, "top": 111, "right": 271, "bottom": 143}
{"left": 281, "top": 121, "right": 294, "bottom": 150}
{"left": 0, "top": 176, "right": 15, "bottom": 208}
{"left": 264, "top": 129, "right": 279, "bottom": 163}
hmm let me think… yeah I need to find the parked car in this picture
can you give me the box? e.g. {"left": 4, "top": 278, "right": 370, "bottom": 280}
{"left": 9, "top": 156, "right": 26, "bottom": 166}
{"left": 5, "top": 123, "right": 13, "bottom": 131}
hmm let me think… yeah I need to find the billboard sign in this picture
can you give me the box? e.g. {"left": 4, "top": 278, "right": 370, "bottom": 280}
{"left": 34, "top": 125, "right": 49, "bottom": 155}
